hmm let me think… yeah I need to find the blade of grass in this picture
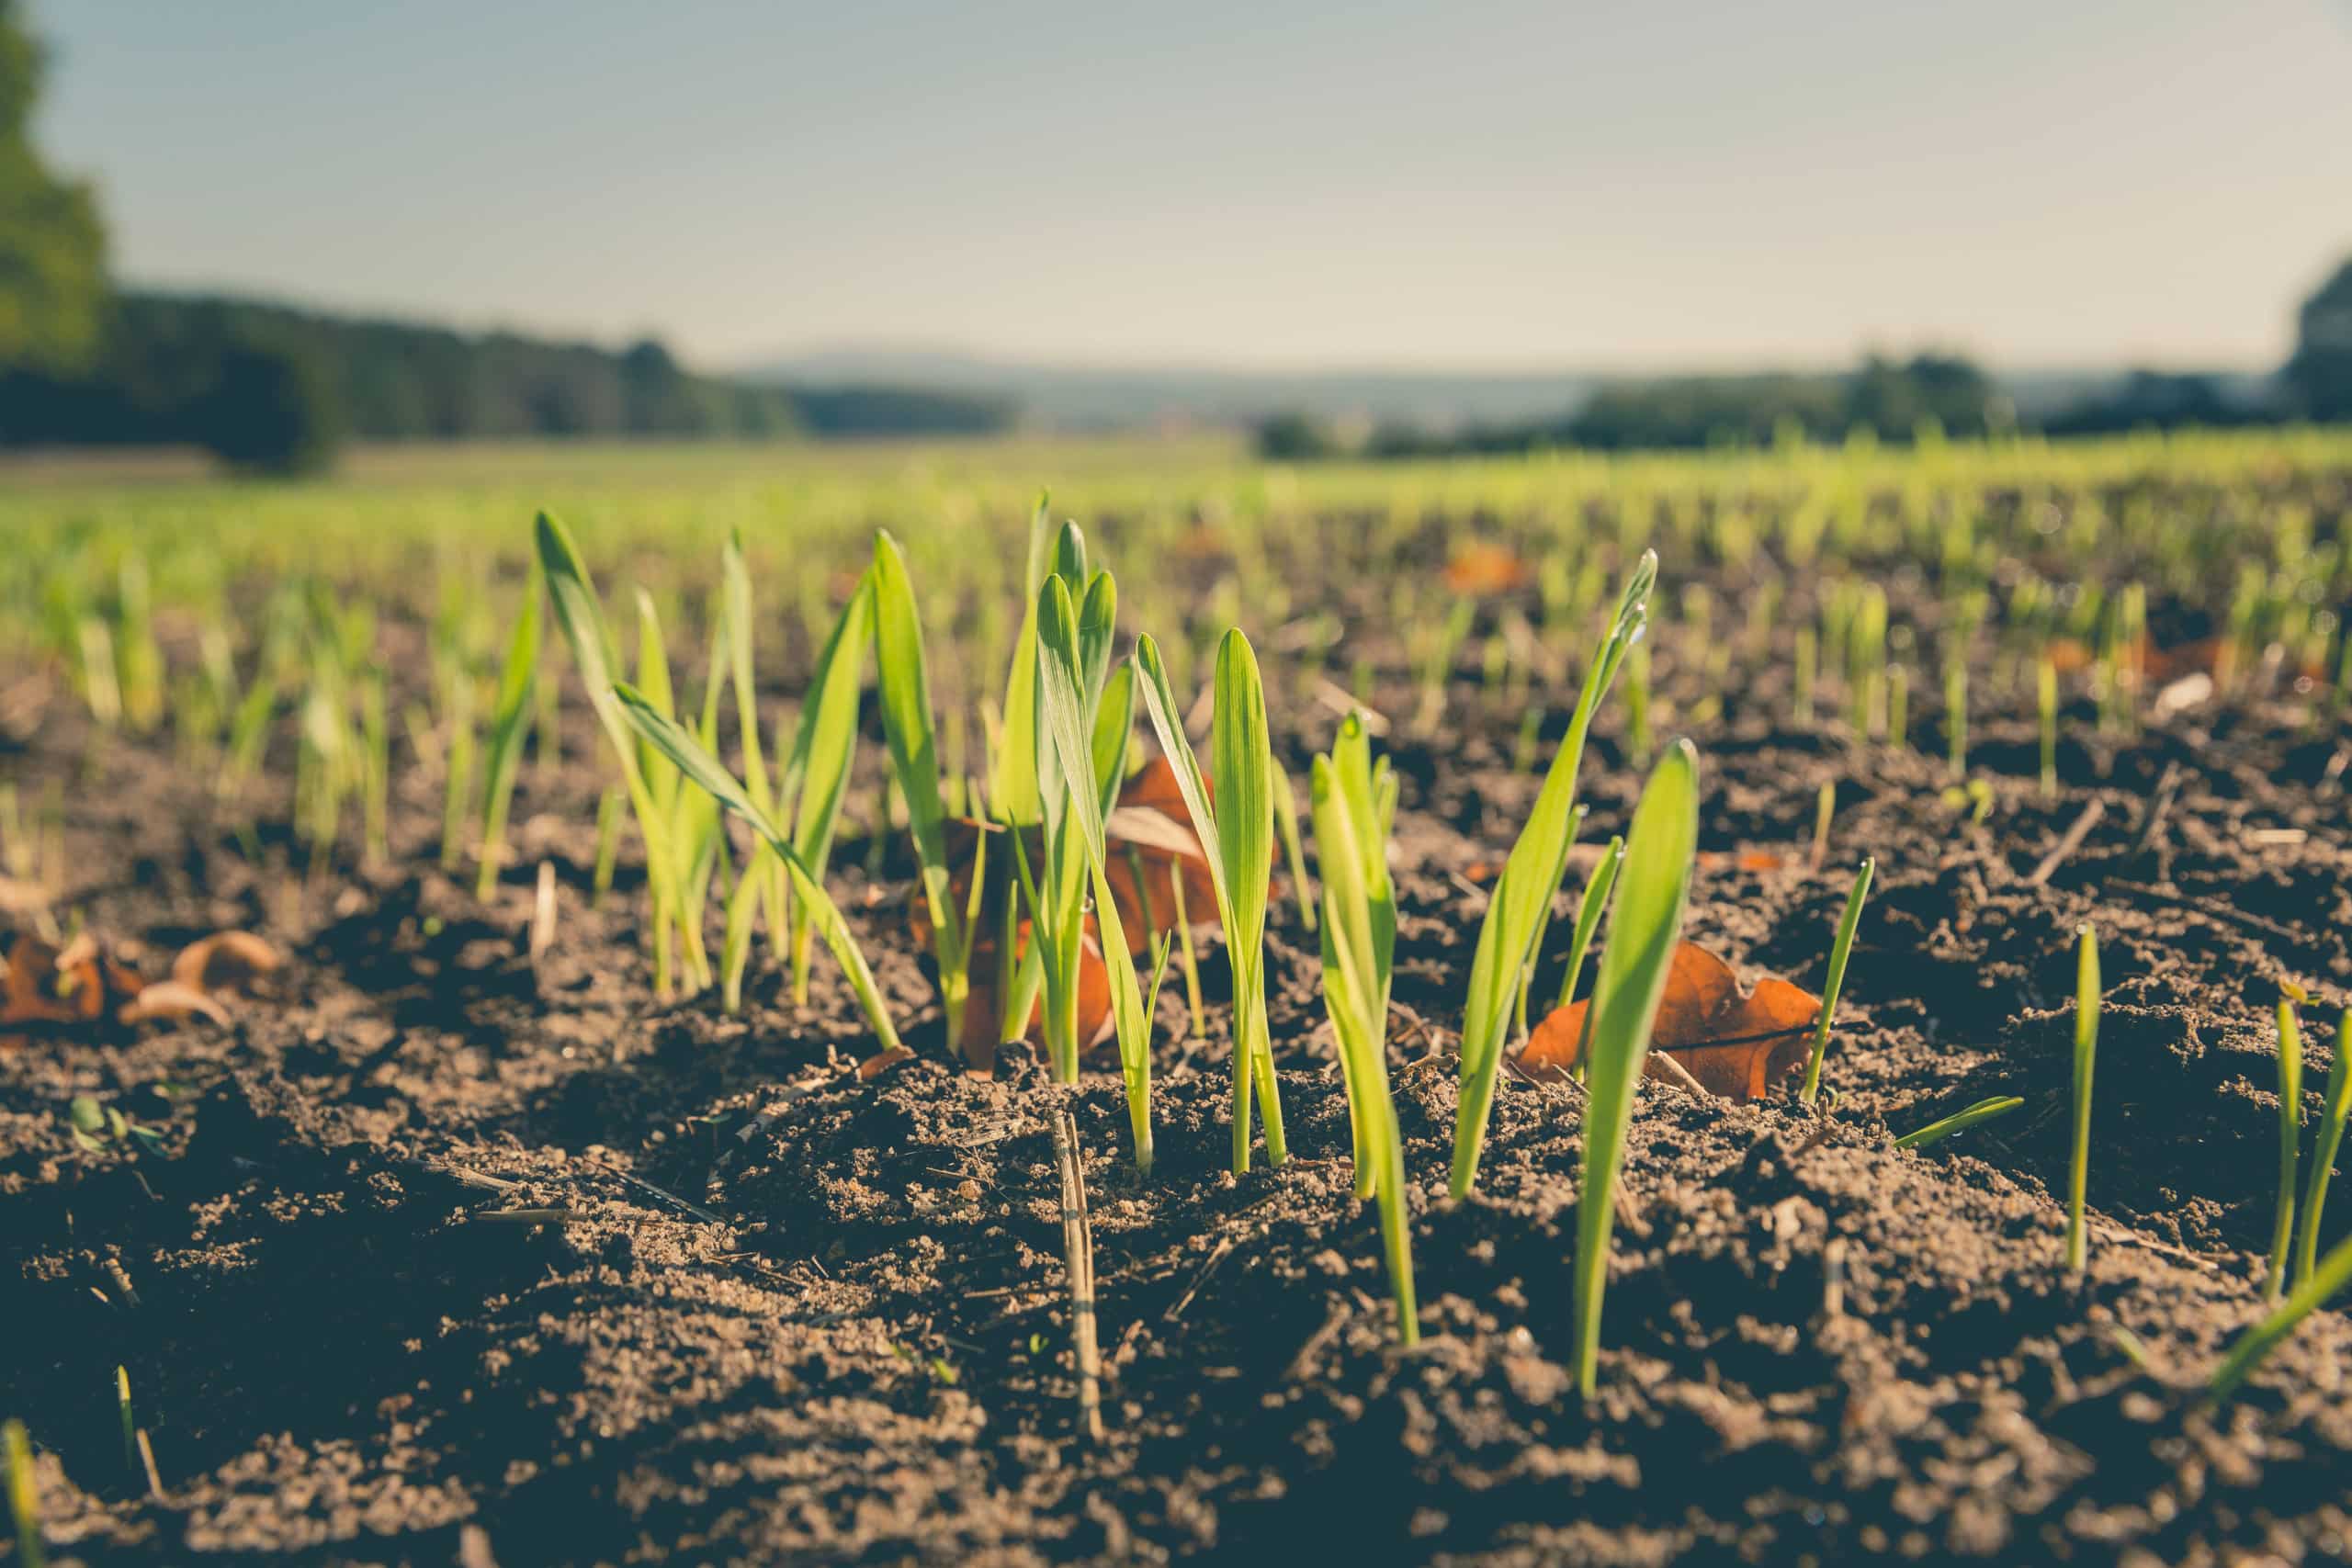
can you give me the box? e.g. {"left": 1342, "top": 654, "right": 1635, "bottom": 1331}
{"left": 1894, "top": 1094, "right": 2023, "bottom": 1150}
{"left": 780, "top": 573, "right": 874, "bottom": 1003}
{"left": 872, "top": 531, "right": 968, "bottom": 1044}
{"left": 2293, "top": 1008, "right": 2352, "bottom": 1287}
{"left": 1573, "top": 737, "right": 1701, "bottom": 1398}
{"left": 473, "top": 562, "right": 541, "bottom": 900}
{"left": 2267, "top": 998, "right": 2304, "bottom": 1303}
{"left": 614, "top": 684, "right": 901, "bottom": 1052}
{"left": 1797, "top": 856, "right": 1875, "bottom": 1105}
{"left": 536, "top": 511, "right": 694, "bottom": 999}
{"left": 1452, "top": 550, "right": 1655, "bottom": 1200}
{"left": 2067, "top": 923, "right": 2100, "bottom": 1274}
{"left": 2209, "top": 1228, "right": 2352, "bottom": 1402}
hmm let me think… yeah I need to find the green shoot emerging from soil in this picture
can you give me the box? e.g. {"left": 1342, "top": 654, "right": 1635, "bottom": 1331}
{"left": 1037, "top": 568, "right": 1173, "bottom": 1168}
{"left": 871, "top": 532, "right": 973, "bottom": 1047}
{"left": 2209, "top": 1229, "right": 2352, "bottom": 1403}
{"left": 1308, "top": 712, "right": 1417, "bottom": 1343}
{"left": 612, "top": 687, "right": 902, "bottom": 1054}
{"left": 775, "top": 573, "right": 874, "bottom": 1006}
{"left": 2068, "top": 923, "right": 2100, "bottom": 1274}
{"left": 536, "top": 512, "right": 710, "bottom": 998}
{"left": 1135, "top": 629, "right": 1286, "bottom": 1172}
{"left": 474, "top": 560, "right": 541, "bottom": 900}
{"left": 1552, "top": 835, "right": 1625, "bottom": 1014}
{"left": 1798, "top": 856, "right": 1874, "bottom": 1106}
{"left": 1573, "top": 737, "right": 1700, "bottom": 1398}
{"left": 2267, "top": 997, "right": 2304, "bottom": 1303}
{"left": 1452, "top": 550, "right": 1655, "bottom": 1200}
{"left": 2294, "top": 1008, "right": 2352, "bottom": 1287}
{"left": 1894, "top": 1095, "right": 2023, "bottom": 1150}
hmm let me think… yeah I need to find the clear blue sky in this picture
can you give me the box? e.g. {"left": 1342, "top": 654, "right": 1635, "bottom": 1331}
{"left": 29, "top": 1, "right": 2352, "bottom": 372}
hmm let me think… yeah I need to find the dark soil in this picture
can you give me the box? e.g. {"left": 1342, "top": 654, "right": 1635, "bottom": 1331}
{"left": 7, "top": 598, "right": 2352, "bottom": 1566}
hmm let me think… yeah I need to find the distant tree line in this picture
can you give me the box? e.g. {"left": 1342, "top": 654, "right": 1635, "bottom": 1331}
{"left": 1263, "top": 260, "right": 2352, "bottom": 460}
{"left": 0, "top": 291, "right": 1018, "bottom": 472}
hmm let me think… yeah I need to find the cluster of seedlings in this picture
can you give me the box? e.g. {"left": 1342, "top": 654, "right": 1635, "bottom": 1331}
{"left": 7, "top": 434, "right": 2352, "bottom": 1557}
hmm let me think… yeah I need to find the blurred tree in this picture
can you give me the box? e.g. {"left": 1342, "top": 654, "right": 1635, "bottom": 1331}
{"left": 198, "top": 333, "right": 342, "bottom": 473}
{"left": 0, "top": 0, "right": 106, "bottom": 371}
{"left": 2284, "top": 256, "right": 2352, "bottom": 423}
{"left": 1256, "top": 410, "right": 1339, "bottom": 459}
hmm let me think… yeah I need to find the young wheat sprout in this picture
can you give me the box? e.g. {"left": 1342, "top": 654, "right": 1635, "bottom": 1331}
{"left": 1135, "top": 630, "right": 1287, "bottom": 1172}
{"left": 1451, "top": 551, "right": 1655, "bottom": 1200}
{"left": 1308, "top": 713, "right": 1417, "bottom": 1343}
{"left": 2067, "top": 924, "right": 2099, "bottom": 1274}
{"left": 2267, "top": 997, "right": 2304, "bottom": 1303}
{"left": 1572, "top": 738, "right": 1700, "bottom": 1398}
{"left": 2294, "top": 1008, "right": 2352, "bottom": 1287}
{"left": 1798, "top": 856, "right": 1874, "bottom": 1106}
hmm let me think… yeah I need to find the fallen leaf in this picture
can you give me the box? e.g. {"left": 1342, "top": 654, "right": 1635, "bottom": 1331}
{"left": 917, "top": 758, "right": 1218, "bottom": 1070}
{"left": 857, "top": 1045, "right": 915, "bottom": 1081}
{"left": 1442, "top": 542, "right": 1530, "bottom": 597}
{"left": 118, "top": 980, "right": 232, "bottom": 1028}
{"left": 173, "top": 931, "right": 282, "bottom": 996}
{"left": 1519, "top": 940, "right": 1823, "bottom": 1101}
{"left": 1, "top": 932, "right": 145, "bottom": 1050}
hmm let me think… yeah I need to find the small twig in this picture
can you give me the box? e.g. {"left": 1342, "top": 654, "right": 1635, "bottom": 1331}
{"left": 135, "top": 1428, "right": 164, "bottom": 1500}
{"left": 1283, "top": 1301, "right": 1350, "bottom": 1382}
{"left": 1166, "top": 1236, "right": 1234, "bottom": 1322}
{"left": 1051, "top": 1110, "right": 1104, "bottom": 1445}
{"left": 408, "top": 1158, "right": 521, "bottom": 1194}
{"left": 2027, "top": 798, "right": 2107, "bottom": 888}
{"left": 1644, "top": 1050, "right": 1714, "bottom": 1100}
{"left": 471, "top": 1207, "right": 591, "bottom": 1225}
{"left": 1820, "top": 1237, "right": 1848, "bottom": 1321}
{"left": 2129, "top": 764, "right": 2182, "bottom": 858}
{"left": 528, "top": 861, "right": 558, "bottom": 963}
{"left": 583, "top": 1157, "right": 725, "bottom": 1225}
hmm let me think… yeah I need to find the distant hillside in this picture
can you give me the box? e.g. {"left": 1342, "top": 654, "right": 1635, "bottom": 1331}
{"left": 751, "top": 347, "right": 1601, "bottom": 432}
{"left": 750, "top": 346, "right": 2274, "bottom": 435}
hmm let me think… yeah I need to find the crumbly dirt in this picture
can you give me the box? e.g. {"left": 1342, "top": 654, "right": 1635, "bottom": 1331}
{"left": 6, "top": 590, "right": 2352, "bottom": 1566}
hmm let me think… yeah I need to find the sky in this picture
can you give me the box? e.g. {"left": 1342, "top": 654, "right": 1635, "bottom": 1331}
{"left": 28, "top": 0, "right": 2352, "bottom": 374}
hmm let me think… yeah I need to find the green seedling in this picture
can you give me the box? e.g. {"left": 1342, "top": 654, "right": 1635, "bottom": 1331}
{"left": 1894, "top": 1094, "right": 2022, "bottom": 1150}
{"left": 1946, "top": 660, "right": 1967, "bottom": 777}
{"left": 1551, "top": 835, "right": 1625, "bottom": 1014}
{"left": 1794, "top": 625, "right": 1815, "bottom": 725}
{"left": 1270, "top": 763, "right": 1317, "bottom": 932}
{"left": 872, "top": 532, "right": 974, "bottom": 1048}
{"left": 474, "top": 562, "right": 542, "bottom": 899}
{"left": 613, "top": 687, "right": 900, "bottom": 1052}
{"left": 1573, "top": 739, "right": 1701, "bottom": 1398}
{"left": 116, "top": 1366, "right": 136, "bottom": 1481}
{"left": 775, "top": 571, "right": 874, "bottom": 1005}
{"left": 1308, "top": 712, "right": 1418, "bottom": 1343}
{"left": 1135, "top": 629, "right": 1287, "bottom": 1172}
{"left": 438, "top": 663, "right": 477, "bottom": 872}
{"left": 536, "top": 511, "right": 709, "bottom": 998}
{"left": 2294, "top": 1008, "right": 2352, "bottom": 1287}
{"left": 2267, "top": 998, "right": 2303, "bottom": 1303}
{"left": 2038, "top": 656, "right": 2059, "bottom": 801}
{"left": 2209, "top": 1229, "right": 2352, "bottom": 1403}
{"left": 1452, "top": 552, "right": 1656, "bottom": 1200}
{"left": 5, "top": 1417, "right": 40, "bottom": 1568}
{"left": 1014, "top": 525, "right": 1123, "bottom": 1083}
{"left": 1037, "top": 570, "right": 1175, "bottom": 1167}
{"left": 1798, "top": 856, "right": 1874, "bottom": 1105}
{"left": 2068, "top": 923, "right": 2100, "bottom": 1274}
